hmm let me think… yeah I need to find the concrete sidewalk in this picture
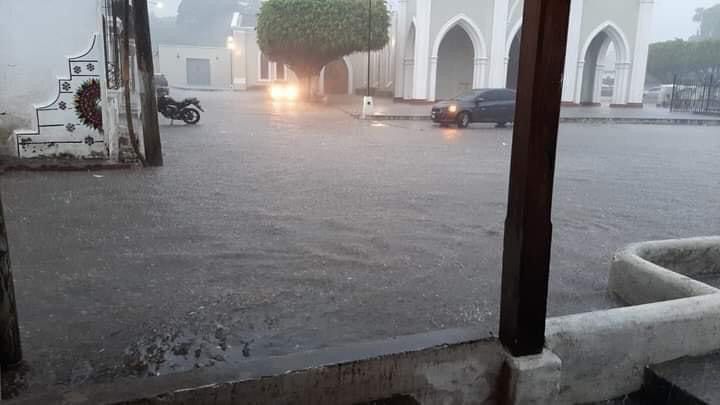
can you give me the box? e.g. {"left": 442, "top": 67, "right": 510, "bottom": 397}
{"left": 331, "top": 95, "right": 720, "bottom": 125}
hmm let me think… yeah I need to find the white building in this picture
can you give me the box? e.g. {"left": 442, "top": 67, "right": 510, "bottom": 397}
{"left": 227, "top": 0, "right": 653, "bottom": 106}
{"left": 0, "top": 0, "right": 150, "bottom": 161}
{"left": 392, "top": 0, "right": 654, "bottom": 106}
{"left": 157, "top": 45, "right": 234, "bottom": 90}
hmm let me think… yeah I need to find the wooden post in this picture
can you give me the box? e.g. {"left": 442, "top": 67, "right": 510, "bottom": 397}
{"left": 133, "top": 0, "right": 164, "bottom": 167}
{"left": 0, "top": 190, "right": 22, "bottom": 366}
{"left": 499, "top": 0, "right": 572, "bottom": 357}
{"left": 121, "top": 0, "right": 144, "bottom": 164}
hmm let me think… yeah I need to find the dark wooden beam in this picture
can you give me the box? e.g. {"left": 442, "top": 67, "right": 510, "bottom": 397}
{"left": 499, "top": 0, "right": 572, "bottom": 357}
{"left": 0, "top": 190, "right": 22, "bottom": 367}
{"left": 133, "top": 0, "right": 164, "bottom": 167}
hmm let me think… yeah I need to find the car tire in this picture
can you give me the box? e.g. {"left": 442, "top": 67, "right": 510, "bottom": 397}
{"left": 457, "top": 112, "right": 470, "bottom": 129}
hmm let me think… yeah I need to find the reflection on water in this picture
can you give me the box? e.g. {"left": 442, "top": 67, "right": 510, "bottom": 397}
{"left": 442, "top": 128, "right": 461, "bottom": 142}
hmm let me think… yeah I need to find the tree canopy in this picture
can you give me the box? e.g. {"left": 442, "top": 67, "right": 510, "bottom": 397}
{"left": 257, "top": 0, "right": 390, "bottom": 82}
{"left": 692, "top": 4, "right": 720, "bottom": 41}
{"left": 647, "top": 39, "right": 720, "bottom": 83}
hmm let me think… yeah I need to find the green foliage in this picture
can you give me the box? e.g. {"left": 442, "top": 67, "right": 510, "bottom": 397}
{"left": 257, "top": 0, "right": 390, "bottom": 80}
{"left": 648, "top": 39, "right": 720, "bottom": 83}
{"left": 692, "top": 4, "right": 720, "bottom": 40}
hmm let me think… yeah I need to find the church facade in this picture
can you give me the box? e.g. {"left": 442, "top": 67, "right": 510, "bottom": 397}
{"left": 392, "top": 0, "right": 655, "bottom": 105}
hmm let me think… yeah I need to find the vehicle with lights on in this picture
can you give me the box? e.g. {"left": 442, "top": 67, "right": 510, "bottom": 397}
{"left": 269, "top": 80, "right": 300, "bottom": 101}
{"left": 431, "top": 88, "right": 516, "bottom": 128}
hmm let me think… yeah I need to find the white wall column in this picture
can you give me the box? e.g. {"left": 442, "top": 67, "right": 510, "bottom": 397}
{"left": 562, "top": 0, "right": 585, "bottom": 103}
{"left": 403, "top": 59, "right": 415, "bottom": 99}
{"left": 592, "top": 64, "right": 604, "bottom": 104}
{"left": 474, "top": 57, "right": 489, "bottom": 88}
{"left": 504, "top": 57, "right": 509, "bottom": 84}
{"left": 428, "top": 56, "right": 438, "bottom": 101}
{"left": 574, "top": 61, "right": 585, "bottom": 103}
{"left": 613, "top": 62, "right": 631, "bottom": 105}
{"left": 319, "top": 67, "right": 326, "bottom": 95}
{"left": 488, "top": 0, "right": 509, "bottom": 87}
{"left": 628, "top": 0, "right": 655, "bottom": 105}
{"left": 394, "top": 0, "right": 408, "bottom": 98}
{"left": 412, "top": 0, "right": 432, "bottom": 100}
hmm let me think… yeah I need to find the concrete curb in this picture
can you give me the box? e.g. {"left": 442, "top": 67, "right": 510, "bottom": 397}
{"left": 0, "top": 160, "right": 138, "bottom": 173}
{"left": 7, "top": 329, "right": 502, "bottom": 405}
{"left": 350, "top": 113, "right": 720, "bottom": 126}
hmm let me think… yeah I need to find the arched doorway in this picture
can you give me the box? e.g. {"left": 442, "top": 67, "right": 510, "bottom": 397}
{"left": 323, "top": 59, "right": 350, "bottom": 95}
{"left": 403, "top": 23, "right": 416, "bottom": 99}
{"left": 435, "top": 26, "right": 475, "bottom": 100}
{"left": 577, "top": 23, "right": 630, "bottom": 106}
{"left": 429, "top": 15, "right": 487, "bottom": 101}
{"left": 506, "top": 31, "right": 521, "bottom": 90}
{"left": 580, "top": 32, "right": 612, "bottom": 105}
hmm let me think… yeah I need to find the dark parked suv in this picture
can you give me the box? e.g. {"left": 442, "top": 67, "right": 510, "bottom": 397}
{"left": 431, "top": 88, "right": 516, "bottom": 128}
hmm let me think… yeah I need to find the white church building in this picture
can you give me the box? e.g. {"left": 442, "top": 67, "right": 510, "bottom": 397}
{"left": 391, "top": 0, "right": 654, "bottom": 106}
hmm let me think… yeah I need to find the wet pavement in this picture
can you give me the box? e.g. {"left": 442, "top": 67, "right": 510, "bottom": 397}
{"left": 1, "top": 90, "right": 719, "bottom": 397}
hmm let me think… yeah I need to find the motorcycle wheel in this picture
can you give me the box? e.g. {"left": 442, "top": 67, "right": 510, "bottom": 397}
{"left": 182, "top": 108, "right": 201, "bottom": 125}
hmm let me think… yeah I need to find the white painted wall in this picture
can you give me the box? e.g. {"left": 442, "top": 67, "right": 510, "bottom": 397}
{"left": 231, "top": 28, "right": 299, "bottom": 90}
{"left": 0, "top": 0, "right": 99, "bottom": 122}
{"left": 157, "top": 45, "right": 232, "bottom": 89}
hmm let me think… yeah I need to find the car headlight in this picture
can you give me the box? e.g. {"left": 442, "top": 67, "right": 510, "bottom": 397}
{"left": 271, "top": 85, "right": 284, "bottom": 99}
{"left": 448, "top": 105, "right": 457, "bottom": 113}
{"left": 286, "top": 85, "right": 299, "bottom": 100}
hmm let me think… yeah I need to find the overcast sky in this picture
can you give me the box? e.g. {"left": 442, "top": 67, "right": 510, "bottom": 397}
{"left": 653, "top": 0, "right": 718, "bottom": 41}
{"left": 154, "top": 0, "right": 718, "bottom": 43}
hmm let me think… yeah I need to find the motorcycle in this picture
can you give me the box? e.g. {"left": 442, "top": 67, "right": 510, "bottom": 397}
{"left": 158, "top": 95, "right": 204, "bottom": 125}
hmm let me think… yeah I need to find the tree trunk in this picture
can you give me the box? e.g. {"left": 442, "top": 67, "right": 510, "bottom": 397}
{"left": 121, "top": 0, "right": 145, "bottom": 165}
{"left": 0, "top": 190, "right": 22, "bottom": 367}
{"left": 134, "top": 0, "right": 164, "bottom": 167}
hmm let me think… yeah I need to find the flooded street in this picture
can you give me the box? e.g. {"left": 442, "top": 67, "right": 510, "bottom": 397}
{"left": 2, "top": 91, "right": 719, "bottom": 393}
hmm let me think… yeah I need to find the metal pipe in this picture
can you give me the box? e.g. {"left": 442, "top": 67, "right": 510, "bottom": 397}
{"left": 367, "top": 0, "right": 372, "bottom": 97}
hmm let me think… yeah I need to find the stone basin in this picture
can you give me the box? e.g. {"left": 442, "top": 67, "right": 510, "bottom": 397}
{"left": 609, "top": 237, "right": 720, "bottom": 306}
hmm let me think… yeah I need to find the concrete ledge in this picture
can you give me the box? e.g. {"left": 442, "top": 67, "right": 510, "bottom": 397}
{"left": 610, "top": 103, "right": 644, "bottom": 108}
{"left": 609, "top": 237, "right": 720, "bottom": 305}
{"left": 170, "top": 85, "right": 234, "bottom": 92}
{"left": 558, "top": 117, "right": 720, "bottom": 126}
{"left": 352, "top": 113, "right": 431, "bottom": 121}
{"left": 8, "top": 328, "right": 503, "bottom": 405}
{"left": 547, "top": 237, "right": 720, "bottom": 403}
{"left": 351, "top": 113, "right": 720, "bottom": 126}
{"left": 546, "top": 293, "right": 720, "bottom": 404}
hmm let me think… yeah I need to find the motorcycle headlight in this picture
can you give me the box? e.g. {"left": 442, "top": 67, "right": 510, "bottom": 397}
{"left": 448, "top": 105, "right": 458, "bottom": 113}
